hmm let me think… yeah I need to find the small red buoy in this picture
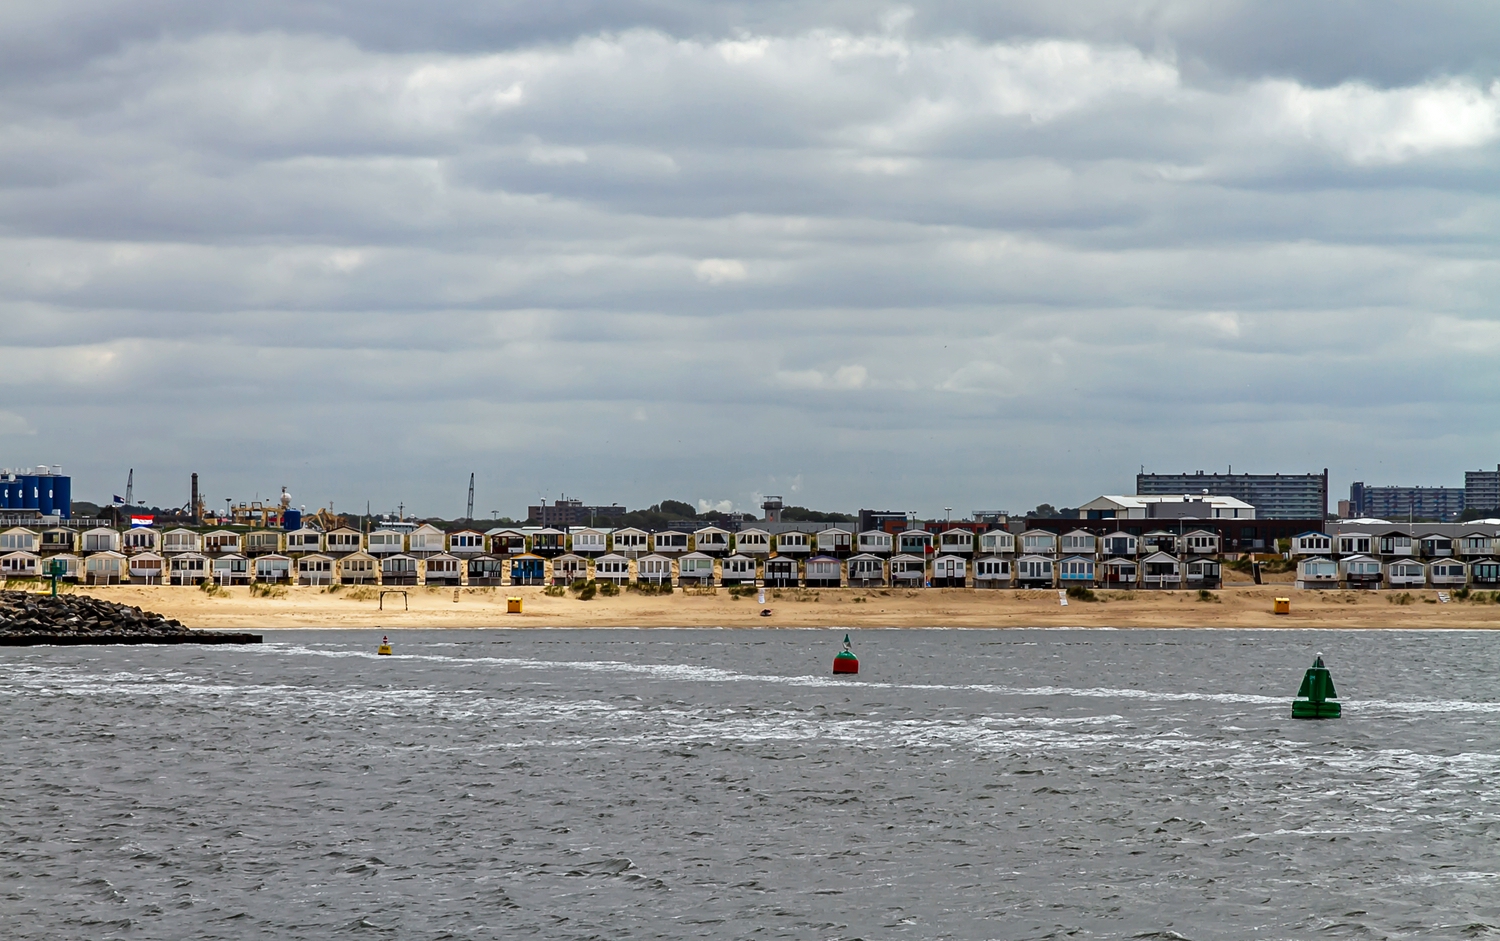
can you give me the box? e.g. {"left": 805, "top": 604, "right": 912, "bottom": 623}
{"left": 833, "top": 633, "right": 859, "bottom": 674}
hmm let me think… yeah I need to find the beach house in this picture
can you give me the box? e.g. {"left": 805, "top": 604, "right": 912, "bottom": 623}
{"left": 285, "top": 527, "right": 323, "bottom": 554}
{"left": 804, "top": 555, "right": 843, "bottom": 588}
{"left": 254, "top": 554, "right": 293, "bottom": 584}
{"left": 1141, "top": 552, "right": 1182, "bottom": 589}
{"left": 1338, "top": 555, "right": 1382, "bottom": 590}
{"left": 570, "top": 528, "right": 608, "bottom": 556}
{"left": 380, "top": 553, "right": 419, "bottom": 586}
{"left": 763, "top": 556, "right": 799, "bottom": 588}
{"left": 974, "top": 556, "right": 1012, "bottom": 588}
{"left": 1016, "top": 554, "right": 1054, "bottom": 588}
{"left": 937, "top": 529, "right": 974, "bottom": 557}
{"left": 408, "top": 524, "right": 447, "bottom": 557}
{"left": 244, "top": 530, "right": 282, "bottom": 556}
{"left": 610, "top": 527, "right": 649, "bottom": 557}
{"left": 83, "top": 527, "right": 123, "bottom": 554}
{"left": 297, "top": 554, "right": 335, "bottom": 586}
{"left": 0, "top": 550, "right": 39, "bottom": 578}
{"left": 446, "top": 529, "right": 485, "bottom": 556}
{"left": 1019, "top": 530, "right": 1057, "bottom": 557}
{"left": 212, "top": 554, "right": 250, "bottom": 585}
{"left": 847, "top": 554, "right": 886, "bottom": 587}
{"left": 1058, "top": 555, "right": 1096, "bottom": 587}
{"left": 978, "top": 529, "right": 1015, "bottom": 556}
{"left": 734, "top": 529, "right": 772, "bottom": 556}
{"left": 889, "top": 554, "right": 927, "bottom": 587}
{"left": 1430, "top": 559, "right": 1468, "bottom": 588}
{"left": 325, "top": 528, "right": 364, "bottom": 556}
{"left": 1385, "top": 559, "right": 1426, "bottom": 589}
{"left": 931, "top": 554, "right": 967, "bottom": 588}
{"left": 897, "top": 529, "right": 933, "bottom": 557}
{"left": 721, "top": 555, "right": 757, "bottom": 586}
{"left": 424, "top": 553, "right": 463, "bottom": 585}
{"left": 678, "top": 552, "right": 716, "bottom": 585}
{"left": 367, "top": 531, "right": 405, "bottom": 558}
{"left": 123, "top": 527, "right": 160, "bottom": 553}
{"left": 1101, "top": 557, "right": 1138, "bottom": 587}
{"left": 814, "top": 528, "right": 853, "bottom": 557}
{"left": 163, "top": 528, "right": 202, "bottom": 555}
{"left": 651, "top": 531, "right": 689, "bottom": 556}
{"left": 1058, "top": 530, "right": 1096, "bottom": 557}
{"left": 84, "top": 550, "right": 126, "bottom": 585}
{"left": 168, "top": 552, "right": 209, "bottom": 585}
{"left": 636, "top": 554, "right": 673, "bottom": 586}
{"left": 774, "top": 531, "right": 810, "bottom": 556}
{"left": 593, "top": 553, "right": 631, "bottom": 585}
{"left": 509, "top": 554, "right": 546, "bottom": 586}
{"left": 338, "top": 551, "right": 379, "bottom": 585}
{"left": 551, "top": 553, "right": 588, "bottom": 585}
{"left": 466, "top": 555, "right": 506, "bottom": 586}
{"left": 1295, "top": 556, "right": 1338, "bottom": 589}
{"left": 693, "top": 527, "right": 732, "bottom": 556}
{"left": 857, "top": 530, "right": 893, "bottom": 555}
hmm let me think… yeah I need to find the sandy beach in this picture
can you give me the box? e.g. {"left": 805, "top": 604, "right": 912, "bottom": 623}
{"left": 31, "top": 582, "right": 1500, "bottom": 630}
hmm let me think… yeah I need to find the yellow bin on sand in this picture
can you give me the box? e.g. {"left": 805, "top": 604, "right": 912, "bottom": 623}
{"left": 1274, "top": 597, "right": 1290, "bottom": 615}
{"left": 507, "top": 596, "right": 523, "bottom": 614}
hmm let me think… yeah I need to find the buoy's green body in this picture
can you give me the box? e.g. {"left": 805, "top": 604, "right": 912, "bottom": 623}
{"left": 1292, "top": 655, "right": 1340, "bottom": 719}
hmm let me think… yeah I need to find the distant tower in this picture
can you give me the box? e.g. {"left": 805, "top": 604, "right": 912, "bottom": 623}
{"left": 761, "top": 495, "right": 783, "bottom": 523}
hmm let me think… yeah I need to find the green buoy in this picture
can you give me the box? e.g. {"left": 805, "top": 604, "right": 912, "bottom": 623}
{"left": 1291, "top": 653, "right": 1341, "bottom": 719}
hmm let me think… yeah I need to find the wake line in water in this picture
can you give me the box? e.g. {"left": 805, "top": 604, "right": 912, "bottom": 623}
{"left": 246, "top": 642, "right": 1500, "bottom": 714}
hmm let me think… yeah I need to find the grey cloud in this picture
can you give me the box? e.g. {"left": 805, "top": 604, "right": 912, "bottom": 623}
{"left": 2, "top": 7, "right": 1498, "bottom": 517}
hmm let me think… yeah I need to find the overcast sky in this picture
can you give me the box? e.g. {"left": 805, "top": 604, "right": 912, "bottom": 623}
{"left": 3, "top": 2, "right": 1498, "bottom": 519}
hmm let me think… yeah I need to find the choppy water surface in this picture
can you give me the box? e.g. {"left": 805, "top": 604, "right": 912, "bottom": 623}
{"left": 3, "top": 628, "right": 1499, "bottom": 940}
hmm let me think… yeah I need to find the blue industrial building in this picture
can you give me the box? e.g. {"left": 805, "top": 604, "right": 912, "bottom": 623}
{"left": 1, "top": 467, "right": 72, "bottom": 518}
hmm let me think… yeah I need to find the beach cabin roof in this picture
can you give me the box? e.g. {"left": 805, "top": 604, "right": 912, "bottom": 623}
{"left": 736, "top": 528, "right": 771, "bottom": 541}
{"left": 1101, "top": 556, "right": 1138, "bottom": 569}
{"left": 693, "top": 526, "right": 731, "bottom": 539}
{"left": 1140, "top": 550, "right": 1181, "bottom": 564}
{"left": 595, "top": 552, "right": 628, "bottom": 564}
{"left": 485, "top": 527, "right": 527, "bottom": 538}
{"left": 679, "top": 551, "right": 713, "bottom": 562}
{"left": 611, "top": 527, "right": 648, "bottom": 539}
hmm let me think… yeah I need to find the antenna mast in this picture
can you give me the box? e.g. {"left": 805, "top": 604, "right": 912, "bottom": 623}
{"left": 466, "top": 473, "right": 475, "bottom": 521}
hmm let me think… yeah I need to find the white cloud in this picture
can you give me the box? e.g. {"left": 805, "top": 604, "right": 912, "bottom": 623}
{"left": 0, "top": 410, "right": 35, "bottom": 436}
{"left": 1264, "top": 77, "right": 1500, "bottom": 164}
{"left": 693, "top": 258, "right": 748, "bottom": 284}
{"left": 697, "top": 498, "right": 735, "bottom": 513}
{"left": 774, "top": 365, "right": 869, "bottom": 389}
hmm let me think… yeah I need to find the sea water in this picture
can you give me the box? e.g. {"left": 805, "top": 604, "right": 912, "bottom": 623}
{"left": 2, "top": 628, "right": 1498, "bottom": 940}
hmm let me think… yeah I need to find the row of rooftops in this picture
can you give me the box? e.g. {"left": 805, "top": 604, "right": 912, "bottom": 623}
{"left": 0, "top": 523, "right": 1238, "bottom": 558}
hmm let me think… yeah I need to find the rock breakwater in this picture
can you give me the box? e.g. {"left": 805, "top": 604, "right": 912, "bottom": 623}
{"left": 0, "top": 590, "right": 261, "bottom": 646}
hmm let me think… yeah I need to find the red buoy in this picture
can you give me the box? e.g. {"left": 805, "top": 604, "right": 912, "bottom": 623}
{"left": 833, "top": 633, "right": 859, "bottom": 674}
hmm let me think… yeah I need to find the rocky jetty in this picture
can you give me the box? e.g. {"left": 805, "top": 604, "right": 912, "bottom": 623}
{"left": 0, "top": 590, "right": 261, "bottom": 646}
